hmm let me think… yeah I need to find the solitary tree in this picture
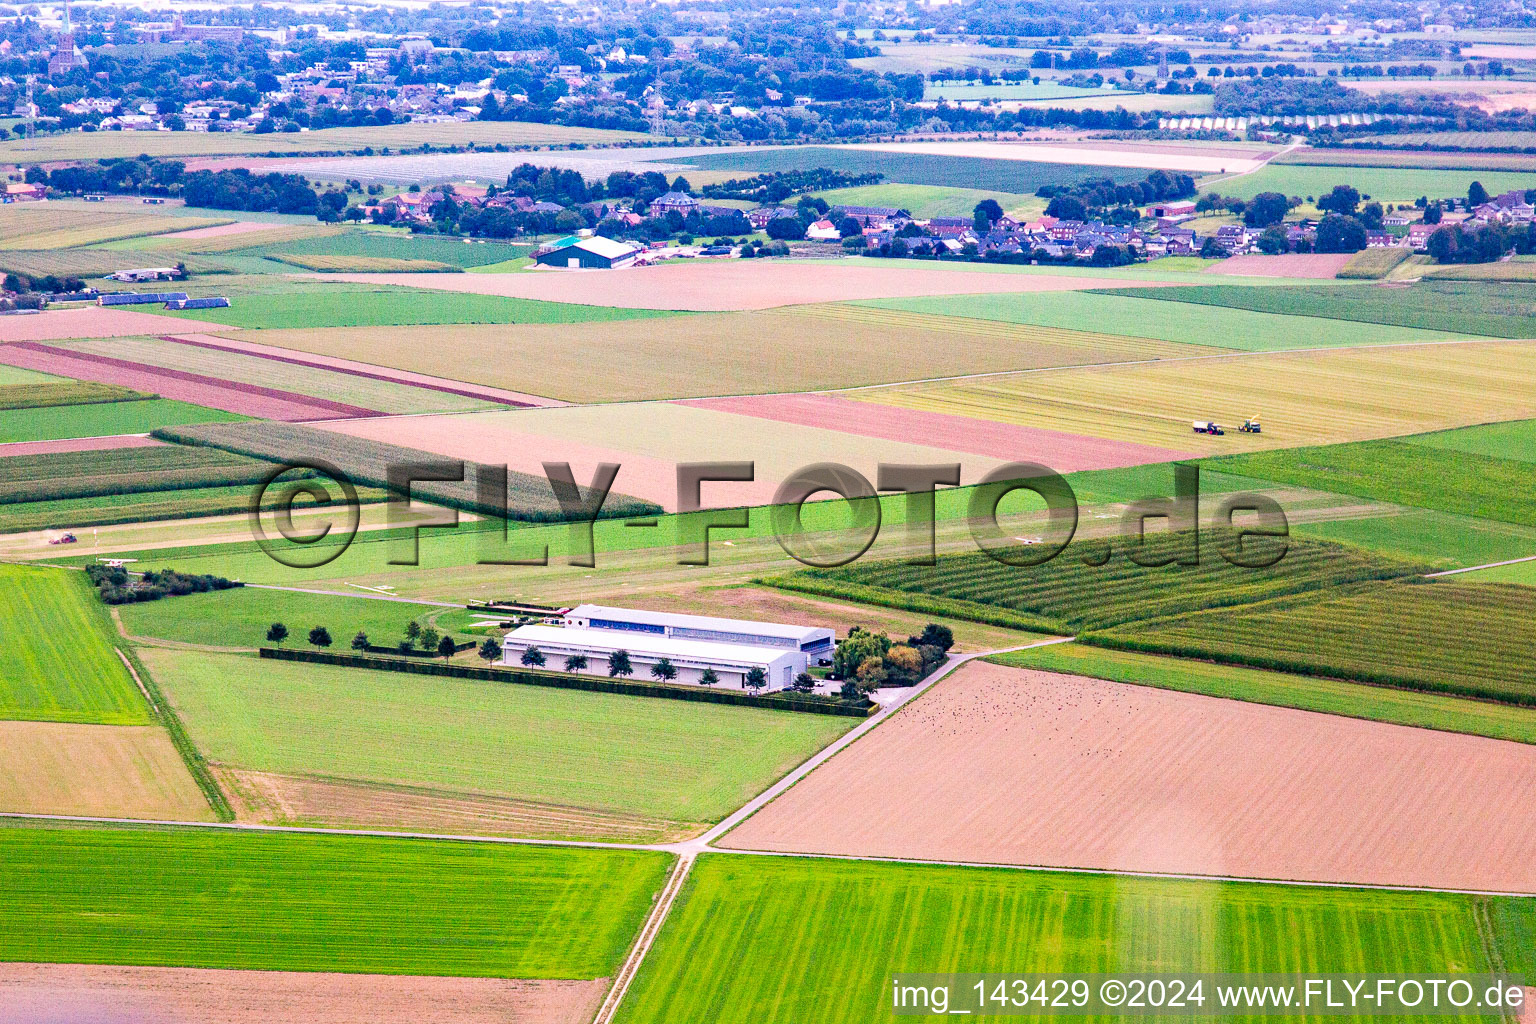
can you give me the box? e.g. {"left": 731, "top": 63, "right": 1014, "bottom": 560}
{"left": 308, "top": 626, "right": 332, "bottom": 648}
{"left": 699, "top": 667, "right": 720, "bottom": 687}
{"left": 650, "top": 657, "right": 677, "bottom": 682}
{"left": 1469, "top": 180, "right": 1490, "bottom": 207}
{"left": 418, "top": 626, "right": 439, "bottom": 653}
{"left": 608, "top": 649, "right": 634, "bottom": 678}
{"left": 351, "top": 631, "right": 369, "bottom": 652}
{"left": 437, "top": 635, "right": 457, "bottom": 660}
{"left": 478, "top": 637, "right": 501, "bottom": 663}
{"left": 520, "top": 645, "right": 546, "bottom": 668}
{"left": 564, "top": 653, "right": 588, "bottom": 673}
{"left": 744, "top": 666, "right": 768, "bottom": 694}
{"left": 793, "top": 672, "right": 816, "bottom": 693}
{"left": 266, "top": 622, "right": 289, "bottom": 645}
{"left": 404, "top": 621, "right": 422, "bottom": 642}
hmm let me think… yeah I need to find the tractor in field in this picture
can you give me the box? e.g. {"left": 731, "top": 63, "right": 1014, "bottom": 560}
{"left": 1240, "top": 415, "right": 1262, "bottom": 434}
{"left": 1192, "top": 420, "right": 1224, "bottom": 435}
{"left": 48, "top": 533, "right": 77, "bottom": 545}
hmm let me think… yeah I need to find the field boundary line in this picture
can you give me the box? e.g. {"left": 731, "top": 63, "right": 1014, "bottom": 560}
{"left": 114, "top": 647, "right": 157, "bottom": 715}
{"left": 1426, "top": 554, "right": 1536, "bottom": 577}
{"left": 591, "top": 852, "right": 695, "bottom": 1024}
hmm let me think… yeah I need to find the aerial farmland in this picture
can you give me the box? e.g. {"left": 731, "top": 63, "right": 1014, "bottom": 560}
{"left": 3, "top": 0, "right": 1536, "bottom": 1021}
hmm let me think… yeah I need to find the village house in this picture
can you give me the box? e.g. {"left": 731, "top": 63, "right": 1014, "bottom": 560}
{"left": 649, "top": 191, "right": 700, "bottom": 217}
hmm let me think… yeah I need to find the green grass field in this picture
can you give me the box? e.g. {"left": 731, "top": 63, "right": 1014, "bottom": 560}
{"left": 0, "top": 824, "right": 668, "bottom": 977}
{"left": 1293, "top": 509, "right": 1536, "bottom": 569}
{"left": 0, "top": 365, "right": 60, "bottom": 386}
{"left": 0, "top": 400, "right": 245, "bottom": 444}
{"left": 1098, "top": 280, "right": 1536, "bottom": 339}
{"left": 117, "top": 586, "right": 477, "bottom": 648}
{"left": 1206, "top": 440, "right": 1536, "bottom": 528}
{"left": 991, "top": 642, "right": 1536, "bottom": 744}
{"left": 856, "top": 290, "right": 1462, "bottom": 351}
{"left": 1201, "top": 163, "right": 1536, "bottom": 202}
{"left": 681, "top": 147, "right": 1151, "bottom": 193}
{"left": 235, "top": 230, "right": 532, "bottom": 268}
{"left": 1095, "top": 579, "right": 1536, "bottom": 706}
{"left": 0, "top": 382, "right": 149, "bottom": 411}
{"left": 0, "top": 564, "right": 148, "bottom": 725}
{"left": 615, "top": 854, "right": 1527, "bottom": 1024}
{"left": 142, "top": 649, "right": 851, "bottom": 833}
{"left": 923, "top": 80, "right": 1120, "bottom": 102}
{"left": 1457, "top": 559, "right": 1536, "bottom": 584}
{"left": 157, "top": 284, "right": 672, "bottom": 329}
{"left": 1408, "top": 419, "right": 1536, "bottom": 464}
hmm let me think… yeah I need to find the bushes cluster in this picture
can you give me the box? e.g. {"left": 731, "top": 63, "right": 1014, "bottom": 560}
{"left": 826, "top": 622, "right": 953, "bottom": 698}
{"left": 87, "top": 564, "right": 240, "bottom": 605}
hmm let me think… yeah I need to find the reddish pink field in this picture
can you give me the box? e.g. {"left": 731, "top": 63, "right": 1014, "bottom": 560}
{"left": 724, "top": 661, "right": 1536, "bottom": 892}
{"left": 0, "top": 307, "right": 230, "bottom": 342}
{"left": 0, "top": 434, "right": 165, "bottom": 457}
{"left": 1203, "top": 253, "right": 1354, "bottom": 278}
{"left": 156, "top": 220, "right": 276, "bottom": 239}
{"left": 678, "top": 394, "right": 1196, "bottom": 469}
{"left": 0, "top": 343, "right": 379, "bottom": 421}
{"left": 328, "top": 263, "right": 1175, "bottom": 311}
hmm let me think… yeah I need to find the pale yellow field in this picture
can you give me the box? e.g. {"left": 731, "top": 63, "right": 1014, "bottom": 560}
{"left": 0, "top": 720, "right": 214, "bottom": 820}
{"left": 233, "top": 306, "right": 1213, "bottom": 402}
{"left": 0, "top": 207, "right": 228, "bottom": 249}
{"left": 150, "top": 223, "right": 345, "bottom": 254}
{"left": 272, "top": 254, "right": 457, "bottom": 273}
{"left": 857, "top": 338, "right": 1536, "bottom": 452}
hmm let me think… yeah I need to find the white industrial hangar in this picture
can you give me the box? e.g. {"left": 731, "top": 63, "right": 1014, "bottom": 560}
{"left": 501, "top": 605, "right": 836, "bottom": 691}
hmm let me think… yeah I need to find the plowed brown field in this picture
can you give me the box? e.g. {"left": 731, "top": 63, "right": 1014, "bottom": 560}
{"left": 721, "top": 661, "right": 1536, "bottom": 892}
{"left": 0, "top": 307, "right": 230, "bottom": 342}
{"left": 0, "top": 964, "right": 605, "bottom": 1024}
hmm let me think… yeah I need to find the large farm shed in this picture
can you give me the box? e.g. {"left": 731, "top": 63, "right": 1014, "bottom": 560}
{"left": 563, "top": 604, "right": 836, "bottom": 658}
{"left": 502, "top": 625, "right": 807, "bottom": 690}
{"left": 533, "top": 236, "right": 642, "bottom": 269}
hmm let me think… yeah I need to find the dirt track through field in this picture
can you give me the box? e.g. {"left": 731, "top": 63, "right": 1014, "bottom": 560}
{"left": 0, "top": 306, "right": 230, "bottom": 342}
{"left": 677, "top": 393, "right": 1196, "bottom": 469}
{"left": 156, "top": 220, "right": 277, "bottom": 240}
{"left": 0, "top": 343, "right": 380, "bottom": 421}
{"left": 722, "top": 661, "right": 1536, "bottom": 892}
{"left": 0, "top": 964, "right": 606, "bottom": 1024}
{"left": 327, "top": 263, "right": 1176, "bottom": 312}
{"left": 0, "top": 434, "right": 163, "bottom": 457}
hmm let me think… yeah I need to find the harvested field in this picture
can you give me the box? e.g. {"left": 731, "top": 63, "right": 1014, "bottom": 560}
{"left": 1423, "top": 260, "right": 1536, "bottom": 282}
{"left": 836, "top": 139, "right": 1266, "bottom": 174}
{"left": 0, "top": 563, "right": 148, "bottom": 725}
{"left": 1203, "top": 252, "right": 1354, "bottom": 278}
{"left": 163, "top": 332, "right": 559, "bottom": 407}
{"left": 0, "top": 306, "right": 230, "bottom": 342}
{"left": 0, "top": 208, "right": 227, "bottom": 248}
{"left": 1202, "top": 164, "right": 1536, "bottom": 202}
{"left": 161, "top": 420, "right": 661, "bottom": 521}
{"left": 0, "top": 825, "right": 669, "bottom": 977}
{"left": 158, "top": 220, "right": 292, "bottom": 240}
{"left": 230, "top": 305, "right": 1213, "bottom": 403}
{"left": 217, "top": 768, "right": 698, "bottom": 843}
{"left": 720, "top": 660, "right": 1536, "bottom": 892}
{"left": 0, "top": 342, "right": 379, "bottom": 421}
{"left": 0, "top": 964, "right": 605, "bottom": 1024}
{"left": 313, "top": 402, "right": 1017, "bottom": 511}
{"left": 1281, "top": 145, "right": 1536, "bottom": 170}
{"left": 0, "top": 721, "right": 212, "bottom": 820}
{"left": 325, "top": 262, "right": 1178, "bottom": 312}
{"left": 154, "top": 224, "right": 347, "bottom": 255}
{"left": 0, "top": 248, "right": 232, "bottom": 279}
{"left": 678, "top": 394, "right": 1195, "bottom": 469}
{"left": 59, "top": 336, "right": 502, "bottom": 415}
{"left": 0, "top": 434, "right": 163, "bottom": 457}
{"left": 858, "top": 338, "right": 1536, "bottom": 452}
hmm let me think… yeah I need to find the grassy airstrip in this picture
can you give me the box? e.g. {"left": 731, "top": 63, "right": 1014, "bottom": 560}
{"left": 616, "top": 855, "right": 1530, "bottom": 1024}
{"left": 142, "top": 649, "right": 852, "bottom": 835}
{"left": 0, "top": 825, "right": 669, "bottom": 977}
{"left": 0, "top": 564, "right": 148, "bottom": 725}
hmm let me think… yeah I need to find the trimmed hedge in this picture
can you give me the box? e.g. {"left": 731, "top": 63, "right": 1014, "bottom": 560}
{"left": 259, "top": 647, "right": 876, "bottom": 718}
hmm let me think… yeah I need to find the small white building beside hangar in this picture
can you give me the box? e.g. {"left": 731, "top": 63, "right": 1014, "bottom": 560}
{"left": 561, "top": 604, "right": 836, "bottom": 661}
{"left": 501, "top": 624, "right": 805, "bottom": 690}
